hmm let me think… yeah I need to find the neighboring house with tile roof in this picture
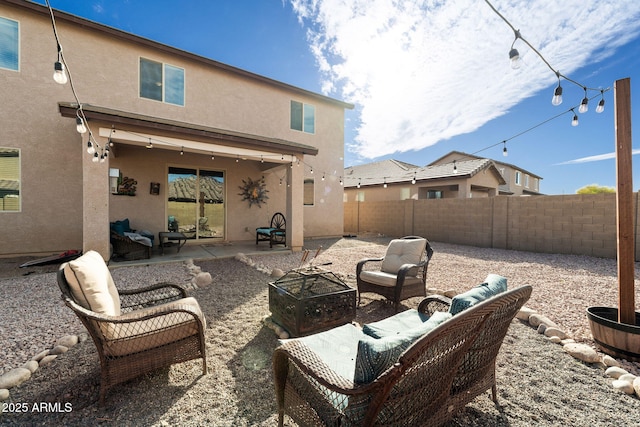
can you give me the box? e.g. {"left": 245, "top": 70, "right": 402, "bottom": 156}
{"left": 344, "top": 151, "right": 542, "bottom": 202}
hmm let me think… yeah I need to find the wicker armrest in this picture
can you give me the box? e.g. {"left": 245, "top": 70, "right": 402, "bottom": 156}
{"left": 417, "top": 295, "right": 452, "bottom": 316}
{"left": 119, "top": 282, "right": 188, "bottom": 310}
{"left": 356, "top": 257, "right": 384, "bottom": 274}
{"left": 275, "top": 340, "right": 380, "bottom": 394}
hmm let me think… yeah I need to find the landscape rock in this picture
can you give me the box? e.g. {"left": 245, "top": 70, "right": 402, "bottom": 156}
{"left": 0, "top": 368, "right": 31, "bottom": 389}
{"left": 39, "top": 355, "right": 57, "bottom": 366}
{"left": 56, "top": 335, "right": 78, "bottom": 348}
{"left": 0, "top": 388, "right": 9, "bottom": 401}
{"left": 547, "top": 336, "right": 561, "bottom": 344}
{"left": 560, "top": 339, "right": 575, "bottom": 345}
{"left": 516, "top": 306, "right": 536, "bottom": 321}
{"left": 603, "top": 355, "right": 620, "bottom": 367}
{"left": 605, "top": 366, "right": 629, "bottom": 379}
{"left": 443, "top": 290, "right": 458, "bottom": 298}
{"left": 612, "top": 379, "right": 635, "bottom": 394}
{"left": 618, "top": 373, "right": 637, "bottom": 383}
{"left": 563, "top": 343, "right": 600, "bottom": 363}
{"left": 536, "top": 324, "right": 547, "bottom": 334}
{"left": 528, "top": 313, "right": 558, "bottom": 329}
{"left": 271, "top": 268, "right": 284, "bottom": 279}
{"left": 49, "top": 345, "right": 69, "bottom": 355}
{"left": 544, "top": 327, "right": 569, "bottom": 340}
{"left": 634, "top": 377, "right": 640, "bottom": 397}
{"left": 194, "top": 272, "right": 213, "bottom": 287}
{"left": 22, "top": 360, "right": 39, "bottom": 373}
{"left": 31, "top": 349, "right": 50, "bottom": 362}
{"left": 77, "top": 332, "right": 89, "bottom": 343}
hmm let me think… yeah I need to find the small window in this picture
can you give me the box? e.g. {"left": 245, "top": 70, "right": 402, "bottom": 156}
{"left": 400, "top": 187, "right": 410, "bottom": 200}
{"left": 0, "top": 148, "right": 20, "bottom": 211}
{"left": 356, "top": 191, "right": 365, "bottom": 202}
{"left": 427, "top": 190, "right": 443, "bottom": 199}
{"left": 0, "top": 17, "right": 19, "bottom": 71}
{"left": 290, "top": 101, "right": 315, "bottom": 134}
{"left": 524, "top": 174, "right": 529, "bottom": 188}
{"left": 140, "top": 58, "right": 184, "bottom": 106}
{"left": 515, "top": 171, "right": 522, "bottom": 186}
{"left": 303, "top": 178, "right": 314, "bottom": 206}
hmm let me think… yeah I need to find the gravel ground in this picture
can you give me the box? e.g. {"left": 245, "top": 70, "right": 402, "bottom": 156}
{"left": 1, "top": 236, "right": 640, "bottom": 426}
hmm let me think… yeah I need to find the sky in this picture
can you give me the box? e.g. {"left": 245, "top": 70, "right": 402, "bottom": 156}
{"left": 36, "top": 0, "right": 640, "bottom": 195}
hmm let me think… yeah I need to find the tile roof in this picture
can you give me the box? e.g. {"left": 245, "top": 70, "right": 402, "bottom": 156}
{"left": 344, "top": 158, "right": 506, "bottom": 187}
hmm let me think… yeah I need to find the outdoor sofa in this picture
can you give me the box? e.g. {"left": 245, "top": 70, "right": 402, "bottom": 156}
{"left": 273, "top": 274, "right": 532, "bottom": 426}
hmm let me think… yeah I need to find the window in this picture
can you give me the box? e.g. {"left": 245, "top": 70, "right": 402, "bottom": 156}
{"left": 356, "top": 191, "right": 365, "bottom": 202}
{"left": 524, "top": 174, "right": 529, "bottom": 188}
{"left": 427, "top": 190, "right": 443, "bottom": 199}
{"left": 140, "top": 58, "right": 184, "bottom": 106}
{"left": 0, "top": 17, "right": 19, "bottom": 71}
{"left": 0, "top": 148, "right": 20, "bottom": 211}
{"left": 400, "top": 187, "right": 410, "bottom": 200}
{"left": 290, "top": 101, "right": 315, "bottom": 133}
{"left": 303, "top": 178, "right": 314, "bottom": 206}
{"left": 515, "top": 171, "right": 522, "bottom": 186}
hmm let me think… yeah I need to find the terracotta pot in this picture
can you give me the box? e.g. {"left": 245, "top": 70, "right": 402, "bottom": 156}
{"left": 587, "top": 307, "right": 640, "bottom": 362}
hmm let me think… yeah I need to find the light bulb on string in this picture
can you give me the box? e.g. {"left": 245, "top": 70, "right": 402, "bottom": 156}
{"left": 76, "top": 116, "right": 87, "bottom": 134}
{"left": 211, "top": 153, "right": 215, "bottom": 160}
{"left": 86, "top": 140, "right": 95, "bottom": 155}
{"left": 596, "top": 91, "right": 605, "bottom": 113}
{"left": 339, "top": 177, "right": 343, "bottom": 186}
{"left": 99, "top": 153, "right": 106, "bottom": 164}
{"left": 552, "top": 84, "right": 563, "bottom": 106}
{"left": 92, "top": 152, "right": 100, "bottom": 163}
{"left": 357, "top": 179, "right": 361, "bottom": 189}
{"left": 502, "top": 141, "right": 508, "bottom": 157}
{"left": 383, "top": 178, "right": 387, "bottom": 188}
{"left": 322, "top": 173, "right": 325, "bottom": 181}
{"left": 53, "top": 59, "right": 67, "bottom": 84}
{"left": 571, "top": 109, "right": 579, "bottom": 127}
{"left": 578, "top": 87, "right": 588, "bottom": 113}
{"left": 508, "top": 30, "right": 521, "bottom": 70}
{"left": 411, "top": 172, "right": 416, "bottom": 185}
{"left": 453, "top": 160, "right": 458, "bottom": 174}
{"left": 180, "top": 147, "right": 184, "bottom": 155}
{"left": 146, "top": 138, "right": 153, "bottom": 149}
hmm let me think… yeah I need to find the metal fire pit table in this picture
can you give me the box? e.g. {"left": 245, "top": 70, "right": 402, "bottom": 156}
{"left": 269, "top": 267, "right": 356, "bottom": 337}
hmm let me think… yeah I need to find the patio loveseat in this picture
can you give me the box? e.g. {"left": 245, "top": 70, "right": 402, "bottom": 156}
{"left": 273, "top": 275, "right": 532, "bottom": 426}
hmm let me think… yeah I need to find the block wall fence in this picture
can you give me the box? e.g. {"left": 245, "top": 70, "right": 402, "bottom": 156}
{"left": 344, "top": 193, "right": 640, "bottom": 261}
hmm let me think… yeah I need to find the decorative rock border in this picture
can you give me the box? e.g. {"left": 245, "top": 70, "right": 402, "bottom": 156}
{"left": 516, "top": 304, "right": 640, "bottom": 399}
{"left": 0, "top": 333, "right": 86, "bottom": 404}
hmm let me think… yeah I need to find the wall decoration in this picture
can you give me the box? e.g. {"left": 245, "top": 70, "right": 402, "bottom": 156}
{"left": 238, "top": 177, "right": 269, "bottom": 207}
{"left": 115, "top": 175, "right": 137, "bottom": 196}
{"left": 150, "top": 182, "right": 160, "bottom": 195}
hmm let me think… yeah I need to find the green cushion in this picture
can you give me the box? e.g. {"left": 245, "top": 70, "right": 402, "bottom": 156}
{"left": 449, "top": 274, "right": 507, "bottom": 315}
{"left": 363, "top": 310, "right": 451, "bottom": 339}
{"left": 354, "top": 334, "right": 412, "bottom": 384}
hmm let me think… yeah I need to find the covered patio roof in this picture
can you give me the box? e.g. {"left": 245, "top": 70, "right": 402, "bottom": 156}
{"left": 58, "top": 102, "right": 319, "bottom": 163}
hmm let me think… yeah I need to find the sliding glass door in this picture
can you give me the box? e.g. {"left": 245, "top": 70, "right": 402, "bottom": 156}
{"left": 167, "top": 167, "right": 224, "bottom": 240}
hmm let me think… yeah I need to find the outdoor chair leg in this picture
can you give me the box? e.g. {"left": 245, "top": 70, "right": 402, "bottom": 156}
{"left": 491, "top": 384, "right": 498, "bottom": 403}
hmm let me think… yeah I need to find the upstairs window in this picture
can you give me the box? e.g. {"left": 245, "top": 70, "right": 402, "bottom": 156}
{"left": 140, "top": 58, "right": 184, "bottom": 106}
{"left": 0, "top": 17, "right": 19, "bottom": 71}
{"left": 515, "top": 171, "right": 522, "bottom": 186}
{"left": 303, "top": 178, "right": 314, "bottom": 206}
{"left": 290, "top": 101, "right": 315, "bottom": 134}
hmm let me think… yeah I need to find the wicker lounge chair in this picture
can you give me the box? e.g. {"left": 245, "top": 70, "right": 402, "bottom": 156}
{"left": 109, "top": 218, "right": 153, "bottom": 261}
{"left": 273, "top": 281, "right": 532, "bottom": 426}
{"left": 356, "top": 236, "right": 434, "bottom": 312}
{"left": 256, "top": 212, "right": 286, "bottom": 248}
{"left": 57, "top": 251, "right": 207, "bottom": 405}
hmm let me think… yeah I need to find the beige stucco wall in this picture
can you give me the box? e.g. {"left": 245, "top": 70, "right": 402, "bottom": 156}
{"left": 344, "top": 193, "right": 634, "bottom": 260}
{"left": 0, "top": 3, "right": 347, "bottom": 256}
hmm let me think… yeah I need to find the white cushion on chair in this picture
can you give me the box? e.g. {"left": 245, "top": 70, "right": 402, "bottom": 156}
{"left": 64, "top": 250, "right": 121, "bottom": 316}
{"left": 359, "top": 271, "right": 424, "bottom": 287}
{"left": 380, "top": 238, "right": 426, "bottom": 274}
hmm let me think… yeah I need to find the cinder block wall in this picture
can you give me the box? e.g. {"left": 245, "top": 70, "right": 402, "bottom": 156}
{"left": 344, "top": 193, "right": 639, "bottom": 260}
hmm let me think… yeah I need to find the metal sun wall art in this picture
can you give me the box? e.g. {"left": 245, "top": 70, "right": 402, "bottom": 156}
{"left": 239, "top": 177, "right": 269, "bottom": 207}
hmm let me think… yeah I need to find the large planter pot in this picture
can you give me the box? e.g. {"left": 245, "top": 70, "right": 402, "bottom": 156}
{"left": 587, "top": 307, "right": 640, "bottom": 362}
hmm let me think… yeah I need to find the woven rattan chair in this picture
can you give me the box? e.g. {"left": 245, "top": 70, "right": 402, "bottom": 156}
{"left": 110, "top": 230, "right": 151, "bottom": 261}
{"left": 273, "top": 285, "right": 532, "bottom": 426}
{"left": 57, "top": 251, "right": 207, "bottom": 405}
{"left": 356, "top": 236, "right": 434, "bottom": 312}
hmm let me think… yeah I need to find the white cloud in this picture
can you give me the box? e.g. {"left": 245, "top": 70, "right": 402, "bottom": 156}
{"left": 289, "top": 0, "right": 640, "bottom": 159}
{"left": 555, "top": 149, "right": 640, "bottom": 165}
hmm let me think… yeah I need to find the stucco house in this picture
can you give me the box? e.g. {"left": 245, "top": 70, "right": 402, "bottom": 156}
{"left": 0, "top": 0, "right": 353, "bottom": 259}
{"left": 343, "top": 151, "right": 542, "bottom": 202}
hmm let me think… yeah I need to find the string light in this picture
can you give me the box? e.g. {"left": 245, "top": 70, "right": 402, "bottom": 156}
{"left": 579, "top": 87, "right": 589, "bottom": 113}
{"left": 571, "top": 109, "right": 579, "bottom": 127}
{"left": 383, "top": 178, "right": 387, "bottom": 188}
{"left": 411, "top": 172, "right": 416, "bottom": 185}
{"left": 453, "top": 160, "right": 458, "bottom": 174}
{"left": 357, "top": 178, "right": 361, "bottom": 189}
{"left": 146, "top": 138, "right": 153, "bottom": 149}
{"left": 552, "top": 73, "right": 563, "bottom": 106}
{"left": 180, "top": 146, "right": 184, "bottom": 155}
{"left": 339, "top": 176, "right": 343, "bottom": 186}
{"left": 502, "top": 141, "right": 508, "bottom": 157}
{"left": 509, "top": 29, "right": 522, "bottom": 69}
{"left": 75, "top": 114, "right": 87, "bottom": 134}
{"left": 596, "top": 91, "right": 605, "bottom": 113}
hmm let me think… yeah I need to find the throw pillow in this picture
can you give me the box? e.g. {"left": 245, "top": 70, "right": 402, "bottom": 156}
{"left": 354, "top": 334, "right": 412, "bottom": 384}
{"left": 64, "top": 250, "right": 121, "bottom": 316}
{"left": 449, "top": 274, "right": 508, "bottom": 315}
